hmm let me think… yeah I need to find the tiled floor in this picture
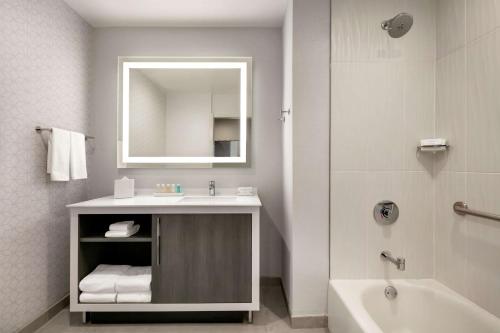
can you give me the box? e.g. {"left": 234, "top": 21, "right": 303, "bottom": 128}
{"left": 35, "top": 285, "right": 328, "bottom": 333}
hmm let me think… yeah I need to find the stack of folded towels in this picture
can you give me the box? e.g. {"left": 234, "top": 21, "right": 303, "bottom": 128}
{"left": 105, "top": 221, "right": 140, "bottom": 238}
{"left": 79, "top": 264, "right": 151, "bottom": 303}
{"left": 237, "top": 187, "right": 254, "bottom": 196}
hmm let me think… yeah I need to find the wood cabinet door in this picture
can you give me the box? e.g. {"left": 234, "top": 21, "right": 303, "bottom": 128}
{"left": 152, "top": 214, "right": 252, "bottom": 303}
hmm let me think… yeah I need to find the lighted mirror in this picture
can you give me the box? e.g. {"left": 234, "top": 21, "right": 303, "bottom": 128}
{"left": 117, "top": 57, "right": 252, "bottom": 167}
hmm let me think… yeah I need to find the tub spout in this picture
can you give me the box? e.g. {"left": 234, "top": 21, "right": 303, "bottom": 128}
{"left": 381, "top": 251, "right": 405, "bottom": 271}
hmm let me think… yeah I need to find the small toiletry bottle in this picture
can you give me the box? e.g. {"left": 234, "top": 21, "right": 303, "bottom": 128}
{"left": 176, "top": 184, "right": 181, "bottom": 193}
{"left": 167, "top": 184, "right": 173, "bottom": 193}
{"left": 161, "top": 184, "right": 166, "bottom": 193}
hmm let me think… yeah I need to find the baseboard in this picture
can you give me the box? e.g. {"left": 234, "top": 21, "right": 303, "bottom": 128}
{"left": 290, "top": 315, "right": 328, "bottom": 329}
{"left": 260, "top": 276, "right": 282, "bottom": 286}
{"left": 18, "top": 294, "right": 69, "bottom": 333}
{"left": 272, "top": 278, "right": 328, "bottom": 329}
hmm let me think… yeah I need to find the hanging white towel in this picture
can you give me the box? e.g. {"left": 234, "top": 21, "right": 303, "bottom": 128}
{"left": 116, "top": 266, "right": 151, "bottom": 293}
{"left": 109, "top": 221, "right": 135, "bottom": 232}
{"left": 70, "top": 131, "right": 87, "bottom": 180}
{"left": 80, "top": 292, "right": 117, "bottom": 303}
{"left": 105, "top": 225, "right": 140, "bottom": 238}
{"left": 117, "top": 292, "right": 151, "bottom": 303}
{"left": 79, "top": 264, "right": 130, "bottom": 293}
{"left": 47, "top": 128, "right": 70, "bottom": 181}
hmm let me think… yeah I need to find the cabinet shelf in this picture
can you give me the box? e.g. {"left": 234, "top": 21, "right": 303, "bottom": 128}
{"left": 78, "top": 214, "right": 152, "bottom": 243}
{"left": 80, "top": 228, "right": 152, "bottom": 243}
{"left": 80, "top": 235, "right": 152, "bottom": 243}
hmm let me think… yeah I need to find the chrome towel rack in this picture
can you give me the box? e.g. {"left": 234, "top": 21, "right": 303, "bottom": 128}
{"left": 453, "top": 202, "right": 500, "bottom": 222}
{"left": 35, "top": 126, "right": 95, "bottom": 140}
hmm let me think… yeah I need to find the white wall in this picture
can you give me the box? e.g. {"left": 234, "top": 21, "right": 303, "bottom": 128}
{"left": 212, "top": 93, "right": 240, "bottom": 118}
{"left": 129, "top": 70, "right": 166, "bottom": 156}
{"left": 435, "top": 0, "right": 500, "bottom": 317}
{"left": 282, "top": 0, "right": 331, "bottom": 318}
{"left": 0, "top": 0, "right": 92, "bottom": 331}
{"left": 165, "top": 92, "right": 213, "bottom": 156}
{"left": 281, "top": 0, "right": 294, "bottom": 309}
{"left": 330, "top": 0, "right": 436, "bottom": 279}
{"left": 89, "top": 27, "right": 284, "bottom": 277}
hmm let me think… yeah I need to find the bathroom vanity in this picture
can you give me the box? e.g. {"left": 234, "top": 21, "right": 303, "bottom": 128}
{"left": 67, "top": 194, "right": 261, "bottom": 318}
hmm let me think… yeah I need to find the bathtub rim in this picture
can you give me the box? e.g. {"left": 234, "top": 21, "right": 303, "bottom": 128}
{"left": 328, "top": 279, "right": 500, "bottom": 333}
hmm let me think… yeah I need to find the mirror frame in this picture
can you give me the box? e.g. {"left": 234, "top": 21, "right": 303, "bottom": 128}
{"left": 117, "top": 57, "right": 252, "bottom": 167}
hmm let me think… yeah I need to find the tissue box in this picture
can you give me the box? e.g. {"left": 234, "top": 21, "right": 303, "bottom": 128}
{"left": 114, "top": 177, "right": 135, "bottom": 199}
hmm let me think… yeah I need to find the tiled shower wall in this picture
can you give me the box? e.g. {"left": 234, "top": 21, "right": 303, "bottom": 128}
{"left": 435, "top": 0, "right": 500, "bottom": 318}
{"left": 0, "top": 0, "right": 92, "bottom": 331}
{"left": 331, "top": 0, "right": 500, "bottom": 318}
{"left": 330, "top": 0, "right": 436, "bottom": 279}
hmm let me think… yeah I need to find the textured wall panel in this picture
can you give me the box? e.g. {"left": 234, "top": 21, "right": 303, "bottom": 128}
{"left": 0, "top": 1, "right": 92, "bottom": 331}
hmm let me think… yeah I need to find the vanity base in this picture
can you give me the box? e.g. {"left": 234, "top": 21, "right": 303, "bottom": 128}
{"left": 69, "top": 200, "right": 260, "bottom": 317}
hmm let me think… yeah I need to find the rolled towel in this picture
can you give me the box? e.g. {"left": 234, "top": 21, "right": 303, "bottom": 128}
{"left": 116, "top": 266, "right": 151, "bottom": 293}
{"left": 117, "top": 292, "right": 151, "bottom": 303}
{"left": 109, "top": 221, "right": 134, "bottom": 231}
{"left": 79, "top": 264, "right": 130, "bottom": 293}
{"left": 80, "top": 292, "right": 116, "bottom": 303}
{"left": 105, "top": 225, "right": 140, "bottom": 238}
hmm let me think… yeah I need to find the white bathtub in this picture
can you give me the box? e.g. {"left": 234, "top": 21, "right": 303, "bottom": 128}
{"left": 328, "top": 279, "right": 500, "bottom": 333}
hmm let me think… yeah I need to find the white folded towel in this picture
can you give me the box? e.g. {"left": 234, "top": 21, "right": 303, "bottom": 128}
{"left": 70, "top": 131, "right": 87, "bottom": 180}
{"left": 47, "top": 128, "right": 71, "bottom": 181}
{"left": 237, "top": 187, "right": 254, "bottom": 196}
{"left": 116, "top": 266, "right": 151, "bottom": 293}
{"left": 105, "top": 225, "right": 140, "bottom": 238}
{"left": 79, "top": 264, "right": 130, "bottom": 293}
{"left": 80, "top": 292, "right": 117, "bottom": 303}
{"left": 117, "top": 292, "right": 151, "bottom": 303}
{"left": 238, "top": 187, "right": 253, "bottom": 192}
{"left": 109, "top": 221, "right": 135, "bottom": 231}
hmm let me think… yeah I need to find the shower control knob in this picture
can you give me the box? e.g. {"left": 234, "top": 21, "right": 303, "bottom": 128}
{"left": 374, "top": 201, "right": 399, "bottom": 225}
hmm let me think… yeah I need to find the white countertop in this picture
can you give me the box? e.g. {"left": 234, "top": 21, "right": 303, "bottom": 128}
{"left": 67, "top": 194, "right": 262, "bottom": 208}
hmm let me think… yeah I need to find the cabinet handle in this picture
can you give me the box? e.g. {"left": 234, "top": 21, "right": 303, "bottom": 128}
{"left": 156, "top": 217, "right": 160, "bottom": 266}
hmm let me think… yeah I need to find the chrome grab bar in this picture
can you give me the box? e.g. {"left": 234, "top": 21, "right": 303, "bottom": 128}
{"left": 453, "top": 202, "right": 500, "bottom": 222}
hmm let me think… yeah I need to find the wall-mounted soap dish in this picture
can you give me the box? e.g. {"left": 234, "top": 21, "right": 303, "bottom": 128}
{"left": 417, "top": 139, "right": 449, "bottom": 153}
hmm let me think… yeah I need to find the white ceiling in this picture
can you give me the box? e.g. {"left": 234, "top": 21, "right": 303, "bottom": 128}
{"left": 139, "top": 68, "right": 240, "bottom": 94}
{"left": 63, "top": 0, "right": 288, "bottom": 27}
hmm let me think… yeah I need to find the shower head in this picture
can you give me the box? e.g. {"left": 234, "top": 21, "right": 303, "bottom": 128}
{"left": 381, "top": 13, "right": 413, "bottom": 38}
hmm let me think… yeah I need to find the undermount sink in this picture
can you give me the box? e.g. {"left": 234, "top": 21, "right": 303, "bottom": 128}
{"left": 180, "top": 196, "right": 239, "bottom": 203}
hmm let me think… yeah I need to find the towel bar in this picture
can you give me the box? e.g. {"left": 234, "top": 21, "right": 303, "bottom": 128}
{"left": 35, "top": 126, "right": 95, "bottom": 140}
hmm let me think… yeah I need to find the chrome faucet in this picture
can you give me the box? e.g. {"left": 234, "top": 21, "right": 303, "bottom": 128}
{"left": 209, "top": 181, "right": 215, "bottom": 196}
{"left": 380, "top": 251, "right": 405, "bottom": 271}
